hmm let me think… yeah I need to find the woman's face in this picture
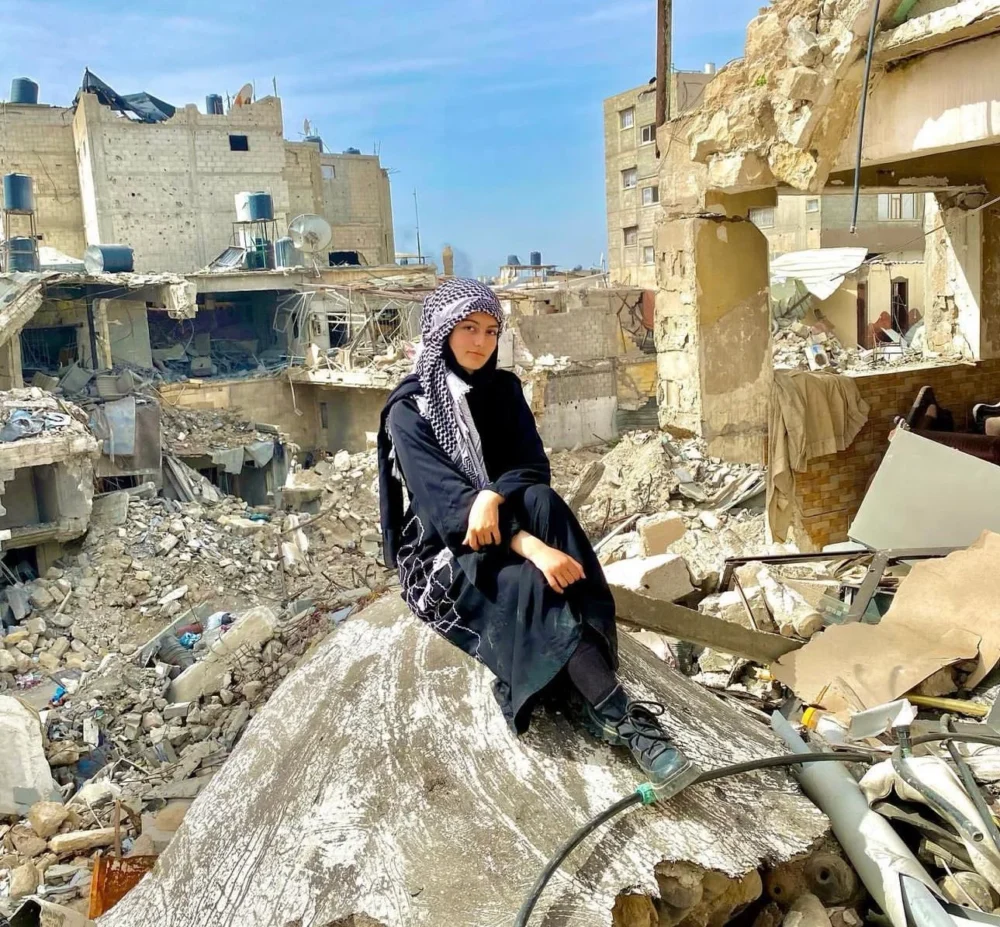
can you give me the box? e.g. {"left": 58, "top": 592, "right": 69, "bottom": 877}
{"left": 448, "top": 312, "right": 500, "bottom": 373}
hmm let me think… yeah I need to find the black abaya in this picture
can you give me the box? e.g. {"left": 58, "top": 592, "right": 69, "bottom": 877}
{"left": 381, "top": 368, "right": 618, "bottom": 734}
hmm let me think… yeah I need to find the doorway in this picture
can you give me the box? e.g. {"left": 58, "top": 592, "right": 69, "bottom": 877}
{"left": 856, "top": 282, "right": 868, "bottom": 348}
{"left": 890, "top": 278, "right": 909, "bottom": 335}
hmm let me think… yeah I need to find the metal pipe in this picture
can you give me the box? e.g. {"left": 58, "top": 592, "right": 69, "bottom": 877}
{"left": 772, "top": 712, "right": 950, "bottom": 927}
{"left": 942, "top": 716, "right": 1000, "bottom": 859}
{"left": 851, "top": 0, "right": 882, "bottom": 234}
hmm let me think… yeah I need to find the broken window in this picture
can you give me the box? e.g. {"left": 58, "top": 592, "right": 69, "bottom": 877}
{"left": 623, "top": 226, "right": 639, "bottom": 246}
{"left": 877, "top": 192, "right": 917, "bottom": 221}
{"left": 619, "top": 107, "right": 635, "bottom": 130}
{"left": 641, "top": 185, "right": 659, "bottom": 206}
{"left": 622, "top": 167, "right": 637, "bottom": 190}
{"left": 229, "top": 134, "right": 249, "bottom": 151}
{"left": 749, "top": 206, "right": 775, "bottom": 229}
{"left": 806, "top": 198, "right": 820, "bottom": 214}
{"left": 642, "top": 245, "right": 655, "bottom": 265}
{"left": 321, "top": 164, "right": 335, "bottom": 180}
{"left": 640, "top": 124, "right": 655, "bottom": 145}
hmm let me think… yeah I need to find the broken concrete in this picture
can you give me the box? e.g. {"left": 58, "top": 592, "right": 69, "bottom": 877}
{"left": 97, "top": 596, "right": 828, "bottom": 927}
{"left": 603, "top": 553, "right": 695, "bottom": 603}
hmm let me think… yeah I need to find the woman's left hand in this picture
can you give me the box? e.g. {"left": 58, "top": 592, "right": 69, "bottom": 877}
{"left": 463, "top": 490, "right": 504, "bottom": 551}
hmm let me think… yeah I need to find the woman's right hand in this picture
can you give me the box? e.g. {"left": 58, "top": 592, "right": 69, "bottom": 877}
{"left": 526, "top": 543, "right": 585, "bottom": 594}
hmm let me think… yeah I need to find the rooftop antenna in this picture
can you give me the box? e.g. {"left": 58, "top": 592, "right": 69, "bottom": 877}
{"left": 413, "top": 189, "right": 423, "bottom": 264}
{"left": 272, "top": 76, "right": 277, "bottom": 97}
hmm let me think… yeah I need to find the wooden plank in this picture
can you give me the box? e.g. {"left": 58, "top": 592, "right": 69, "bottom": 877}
{"left": 612, "top": 584, "right": 803, "bottom": 663}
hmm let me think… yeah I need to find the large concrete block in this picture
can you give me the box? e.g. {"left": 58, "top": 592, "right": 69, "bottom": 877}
{"left": 168, "top": 606, "right": 279, "bottom": 702}
{"left": 602, "top": 554, "right": 694, "bottom": 603}
{"left": 637, "top": 512, "right": 687, "bottom": 556}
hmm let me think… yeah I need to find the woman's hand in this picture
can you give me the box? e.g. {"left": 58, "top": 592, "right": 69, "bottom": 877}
{"left": 511, "top": 532, "right": 584, "bottom": 594}
{"left": 463, "top": 490, "right": 504, "bottom": 550}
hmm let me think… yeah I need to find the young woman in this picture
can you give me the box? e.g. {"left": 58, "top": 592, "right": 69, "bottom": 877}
{"left": 378, "top": 278, "right": 696, "bottom": 787}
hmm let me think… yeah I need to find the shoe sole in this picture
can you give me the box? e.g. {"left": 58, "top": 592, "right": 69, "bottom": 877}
{"left": 643, "top": 760, "right": 703, "bottom": 799}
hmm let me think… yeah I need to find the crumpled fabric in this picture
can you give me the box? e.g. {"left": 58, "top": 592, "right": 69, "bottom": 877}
{"left": 767, "top": 370, "right": 869, "bottom": 541}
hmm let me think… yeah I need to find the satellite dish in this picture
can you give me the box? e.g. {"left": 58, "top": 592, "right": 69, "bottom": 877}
{"left": 288, "top": 214, "right": 332, "bottom": 253}
{"left": 233, "top": 83, "right": 253, "bottom": 107}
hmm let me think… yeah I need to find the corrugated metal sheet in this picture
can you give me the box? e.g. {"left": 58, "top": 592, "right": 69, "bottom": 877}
{"left": 769, "top": 247, "right": 867, "bottom": 300}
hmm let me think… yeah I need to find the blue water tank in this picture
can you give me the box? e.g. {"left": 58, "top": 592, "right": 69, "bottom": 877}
{"left": 506, "top": 254, "right": 521, "bottom": 267}
{"left": 304, "top": 135, "right": 323, "bottom": 152}
{"left": 274, "top": 237, "right": 300, "bottom": 268}
{"left": 529, "top": 251, "right": 542, "bottom": 267}
{"left": 246, "top": 192, "right": 274, "bottom": 221}
{"left": 84, "top": 244, "right": 134, "bottom": 274}
{"left": 206, "top": 93, "right": 224, "bottom": 115}
{"left": 5, "top": 238, "right": 38, "bottom": 271}
{"left": 2, "top": 173, "right": 34, "bottom": 214}
{"left": 10, "top": 78, "right": 38, "bottom": 104}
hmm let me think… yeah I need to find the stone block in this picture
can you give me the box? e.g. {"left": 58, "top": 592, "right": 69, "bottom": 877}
{"left": 638, "top": 512, "right": 687, "bottom": 556}
{"left": 48, "top": 827, "right": 116, "bottom": 855}
{"left": 9, "top": 862, "right": 39, "bottom": 899}
{"left": 781, "top": 66, "right": 820, "bottom": 102}
{"left": 168, "top": 607, "right": 278, "bottom": 702}
{"left": 602, "top": 554, "right": 695, "bottom": 603}
{"left": 28, "top": 800, "right": 70, "bottom": 839}
{"left": 28, "top": 585, "right": 55, "bottom": 610}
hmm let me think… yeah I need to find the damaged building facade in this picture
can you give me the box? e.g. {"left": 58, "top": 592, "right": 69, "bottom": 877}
{"left": 0, "top": 73, "right": 395, "bottom": 272}
{"left": 644, "top": 0, "right": 1000, "bottom": 549}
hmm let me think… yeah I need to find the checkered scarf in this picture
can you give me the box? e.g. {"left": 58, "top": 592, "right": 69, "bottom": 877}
{"left": 415, "top": 278, "right": 505, "bottom": 486}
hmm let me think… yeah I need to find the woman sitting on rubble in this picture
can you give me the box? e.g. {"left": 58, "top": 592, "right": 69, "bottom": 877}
{"left": 377, "top": 277, "right": 698, "bottom": 788}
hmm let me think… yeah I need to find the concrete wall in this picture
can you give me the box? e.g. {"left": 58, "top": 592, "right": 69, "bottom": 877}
{"left": 313, "top": 384, "right": 389, "bottom": 454}
{"left": 530, "top": 366, "right": 618, "bottom": 449}
{"left": 820, "top": 193, "right": 925, "bottom": 252}
{"left": 0, "top": 104, "right": 86, "bottom": 259}
{"left": 73, "top": 93, "right": 291, "bottom": 272}
{"left": 513, "top": 306, "right": 623, "bottom": 363}
{"left": 103, "top": 299, "right": 154, "bottom": 369}
{"left": 320, "top": 152, "right": 395, "bottom": 265}
{"left": 283, "top": 144, "right": 396, "bottom": 266}
{"left": 840, "top": 31, "right": 1000, "bottom": 167}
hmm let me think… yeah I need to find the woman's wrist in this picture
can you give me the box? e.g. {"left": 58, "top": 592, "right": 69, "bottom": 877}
{"left": 512, "top": 531, "right": 547, "bottom": 560}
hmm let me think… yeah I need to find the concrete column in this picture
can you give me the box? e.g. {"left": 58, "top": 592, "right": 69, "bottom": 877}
{"left": 923, "top": 194, "right": 983, "bottom": 359}
{"left": 654, "top": 212, "right": 771, "bottom": 464}
{"left": 0, "top": 336, "right": 24, "bottom": 390}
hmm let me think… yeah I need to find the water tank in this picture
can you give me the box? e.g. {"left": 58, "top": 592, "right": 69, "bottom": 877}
{"left": 529, "top": 251, "right": 542, "bottom": 267}
{"left": 206, "top": 93, "right": 224, "bottom": 115}
{"left": 5, "top": 238, "right": 38, "bottom": 272}
{"left": 248, "top": 192, "right": 274, "bottom": 221}
{"left": 2, "top": 173, "right": 34, "bottom": 214}
{"left": 84, "top": 244, "right": 135, "bottom": 274}
{"left": 704, "top": 62, "right": 717, "bottom": 75}
{"left": 10, "top": 78, "right": 38, "bottom": 104}
{"left": 274, "top": 237, "right": 301, "bottom": 268}
{"left": 506, "top": 254, "right": 521, "bottom": 267}
{"left": 304, "top": 135, "right": 324, "bottom": 152}
{"left": 344, "top": 147, "right": 361, "bottom": 155}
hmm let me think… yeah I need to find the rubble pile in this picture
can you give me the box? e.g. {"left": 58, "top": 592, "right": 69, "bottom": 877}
{"left": 773, "top": 322, "right": 846, "bottom": 370}
{"left": 282, "top": 448, "right": 391, "bottom": 604}
{"left": 157, "top": 402, "right": 288, "bottom": 457}
{"left": 0, "top": 388, "right": 90, "bottom": 443}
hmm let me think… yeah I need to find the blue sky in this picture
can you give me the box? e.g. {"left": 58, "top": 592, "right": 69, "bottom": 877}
{"left": 0, "top": 0, "right": 762, "bottom": 275}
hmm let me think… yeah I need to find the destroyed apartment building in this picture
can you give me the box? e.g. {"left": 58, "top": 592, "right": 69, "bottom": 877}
{"left": 8, "top": 2, "right": 1000, "bottom": 926}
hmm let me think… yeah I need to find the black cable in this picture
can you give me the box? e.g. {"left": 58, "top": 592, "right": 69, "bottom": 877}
{"left": 514, "top": 751, "right": 873, "bottom": 927}
{"left": 851, "top": 0, "right": 882, "bottom": 234}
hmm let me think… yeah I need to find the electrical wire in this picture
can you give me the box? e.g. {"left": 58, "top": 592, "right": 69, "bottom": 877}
{"left": 515, "top": 733, "right": 1000, "bottom": 926}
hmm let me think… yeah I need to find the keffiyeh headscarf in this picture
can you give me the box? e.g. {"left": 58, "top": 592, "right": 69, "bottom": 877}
{"left": 415, "top": 278, "right": 505, "bottom": 487}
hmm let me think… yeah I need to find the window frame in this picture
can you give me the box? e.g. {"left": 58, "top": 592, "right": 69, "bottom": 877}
{"left": 641, "top": 185, "right": 660, "bottom": 206}
{"left": 623, "top": 226, "right": 639, "bottom": 246}
{"left": 619, "top": 107, "right": 635, "bottom": 130}
{"left": 228, "top": 134, "right": 249, "bottom": 152}
{"left": 622, "top": 167, "right": 638, "bottom": 190}
{"left": 749, "top": 206, "right": 775, "bottom": 230}
{"left": 642, "top": 245, "right": 655, "bottom": 265}
{"left": 805, "top": 198, "right": 820, "bottom": 214}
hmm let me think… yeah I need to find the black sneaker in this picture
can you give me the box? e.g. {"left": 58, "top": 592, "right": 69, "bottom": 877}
{"left": 585, "top": 686, "right": 701, "bottom": 795}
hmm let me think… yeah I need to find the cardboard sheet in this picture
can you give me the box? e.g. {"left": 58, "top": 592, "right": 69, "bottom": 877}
{"left": 772, "top": 531, "right": 1000, "bottom": 708}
